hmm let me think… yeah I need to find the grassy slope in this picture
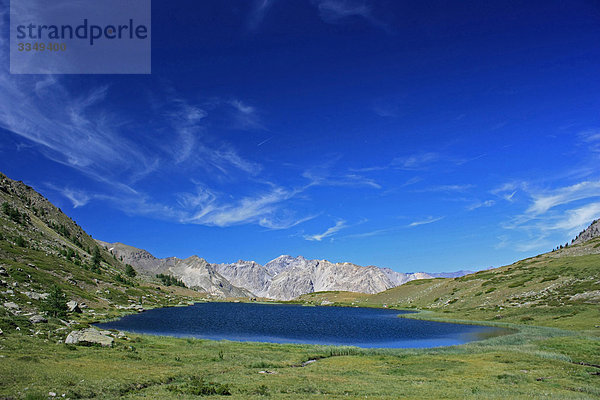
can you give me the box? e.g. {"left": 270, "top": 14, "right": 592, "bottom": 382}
{"left": 1, "top": 172, "right": 600, "bottom": 399}
{"left": 297, "top": 241, "right": 600, "bottom": 331}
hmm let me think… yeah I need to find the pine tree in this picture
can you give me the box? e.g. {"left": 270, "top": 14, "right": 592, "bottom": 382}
{"left": 41, "top": 286, "right": 68, "bottom": 318}
{"left": 92, "top": 246, "right": 102, "bottom": 267}
{"left": 125, "top": 264, "right": 137, "bottom": 278}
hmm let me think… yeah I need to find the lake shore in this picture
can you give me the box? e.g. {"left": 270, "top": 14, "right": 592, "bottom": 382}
{"left": 2, "top": 301, "right": 599, "bottom": 399}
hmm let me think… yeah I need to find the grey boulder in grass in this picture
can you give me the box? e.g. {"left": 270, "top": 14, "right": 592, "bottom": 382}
{"left": 65, "top": 328, "right": 114, "bottom": 347}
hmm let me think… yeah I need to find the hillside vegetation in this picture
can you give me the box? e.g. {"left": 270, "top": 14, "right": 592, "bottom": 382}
{"left": 297, "top": 238, "right": 600, "bottom": 331}
{"left": 0, "top": 172, "right": 206, "bottom": 335}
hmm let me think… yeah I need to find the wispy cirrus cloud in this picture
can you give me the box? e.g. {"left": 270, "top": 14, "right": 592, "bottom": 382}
{"left": 415, "top": 184, "right": 474, "bottom": 193}
{"left": 0, "top": 67, "right": 262, "bottom": 187}
{"left": 48, "top": 186, "right": 92, "bottom": 208}
{"left": 408, "top": 216, "right": 444, "bottom": 227}
{"left": 351, "top": 152, "right": 440, "bottom": 173}
{"left": 392, "top": 152, "right": 440, "bottom": 170}
{"left": 183, "top": 185, "right": 301, "bottom": 228}
{"left": 526, "top": 181, "right": 600, "bottom": 215}
{"left": 247, "top": 0, "right": 278, "bottom": 31}
{"left": 228, "top": 99, "right": 264, "bottom": 130}
{"left": 311, "top": 0, "right": 390, "bottom": 32}
{"left": 579, "top": 129, "right": 600, "bottom": 153}
{"left": 491, "top": 182, "right": 520, "bottom": 202}
{"left": 500, "top": 179, "right": 600, "bottom": 251}
{"left": 345, "top": 226, "right": 397, "bottom": 239}
{"left": 546, "top": 202, "right": 600, "bottom": 232}
{"left": 467, "top": 199, "right": 496, "bottom": 211}
{"left": 304, "top": 220, "right": 347, "bottom": 241}
{"left": 302, "top": 161, "right": 382, "bottom": 189}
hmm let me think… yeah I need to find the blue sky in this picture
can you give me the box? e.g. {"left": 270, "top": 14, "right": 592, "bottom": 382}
{"left": 1, "top": 0, "right": 600, "bottom": 272}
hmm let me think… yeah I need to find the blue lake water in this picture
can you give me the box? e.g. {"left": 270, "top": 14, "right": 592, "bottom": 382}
{"left": 96, "top": 302, "right": 510, "bottom": 348}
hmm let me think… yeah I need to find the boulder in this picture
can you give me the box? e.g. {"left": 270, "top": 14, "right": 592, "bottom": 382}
{"left": 0, "top": 267, "right": 7, "bottom": 276}
{"left": 29, "top": 315, "right": 48, "bottom": 324}
{"left": 65, "top": 328, "right": 114, "bottom": 347}
{"left": 23, "top": 291, "right": 49, "bottom": 300}
{"left": 3, "top": 302, "right": 19, "bottom": 310}
{"left": 66, "top": 300, "right": 82, "bottom": 313}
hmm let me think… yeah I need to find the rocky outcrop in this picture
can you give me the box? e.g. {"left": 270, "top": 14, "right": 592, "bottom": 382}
{"left": 214, "top": 260, "right": 273, "bottom": 298}
{"left": 264, "top": 255, "right": 302, "bottom": 276}
{"left": 168, "top": 256, "right": 251, "bottom": 298}
{"left": 380, "top": 268, "right": 434, "bottom": 285}
{"left": 96, "top": 241, "right": 165, "bottom": 274}
{"left": 573, "top": 219, "right": 600, "bottom": 245}
{"left": 267, "top": 257, "right": 320, "bottom": 300}
{"left": 65, "top": 328, "right": 114, "bottom": 347}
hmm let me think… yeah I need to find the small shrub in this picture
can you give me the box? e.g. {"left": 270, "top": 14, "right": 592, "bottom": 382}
{"left": 2, "top": 202, "right": 23, "bottom": 224}
{"left": 156, "top": 273, "right": 186, "bottom": 288}
{"left": 24, "top": 392, "right": 47, "bottom": 400}
{"left": 176, "top": 376, "right": 232, "bottom": 396}
{"left": 254, "top": 385, "right": 270, "bottom": 396}
{"left": 16, "top": 236, "right": 26, "bottom": 247}
{"left": 540, "top": 276, "right": 559, "bottom": 283}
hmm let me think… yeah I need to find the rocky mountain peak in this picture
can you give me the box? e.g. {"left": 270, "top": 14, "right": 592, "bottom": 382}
{"left": 572, "top": 219, "right": 600, "bottom": 245}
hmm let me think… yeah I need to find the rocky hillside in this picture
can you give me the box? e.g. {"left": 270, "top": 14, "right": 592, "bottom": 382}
{"left": 0, "top": 172, "right": 204, "bottom": 338}
{"left": 98, "top": 243, "right": 437, "bottom": 300}
{"left": 572, "top": 219, "right": 600, "bottom": 245}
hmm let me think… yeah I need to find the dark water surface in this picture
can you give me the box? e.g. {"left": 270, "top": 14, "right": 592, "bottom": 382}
{"left": 96, "top": 302, "right": 509, "bottom": 348}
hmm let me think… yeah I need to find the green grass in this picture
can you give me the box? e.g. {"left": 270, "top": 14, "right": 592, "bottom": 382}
{"left": 1, "top": 321, "right": 599, "bottom": 399}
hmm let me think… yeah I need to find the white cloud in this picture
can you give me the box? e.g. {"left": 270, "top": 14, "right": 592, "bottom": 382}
{"left": 304, "top": 220, "right": 347, "bottom": 241}
{"left": 579, "top": 129, "right": 600, "bottom": 147}
{"left": 392, "top": 152, "right": 439, "bottom": 170}
{"left": 345, "top": 227, "right": 395, "bottom": 239}
{"left": 247, "top": 0, "right": 277, "bottom": 31}
{"left": 52, "top": 187, "right": 92, "bottom": 208}
{"left": 526, "top": 181, "right": 600, "bottom": 215}
{"left": 183, "top": 186, "right": 294, "bottom": 227}
{"left": 303, "top": 167, "right": 382, "bottom": 189}
{"left": 516, "top": 237, "right": 552, "bottom": 252}
{"left": 416, "top": 184, "right": 474, "bottom": 193}
{"left": 500, "top": 180, "right": 600, "bottom": 253}
{"left": 228, "top": 99, "right": 264, "bottom": 130}
{"left": 408, "top": 216, "right": 444, "bottom": 227}
{"left": 467, "top": 199, "right": 496, "bottom": 211}
{"left": 545, "top": 202, "right": 600, "bottom": 232}
{"left": 312, "top": 0, "right": 389, "bottom": 31}
{"left": 491, "top": 182, "right": 522, "bottom": 202}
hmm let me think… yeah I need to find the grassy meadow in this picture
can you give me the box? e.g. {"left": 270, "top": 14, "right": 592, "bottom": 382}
{"left": 1, "top": 312, "right": 599, "bottom": 399}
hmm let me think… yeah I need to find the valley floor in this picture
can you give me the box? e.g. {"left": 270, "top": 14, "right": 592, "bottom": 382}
{"left": 1, "top": 310, "right": 599, "bottom": 399}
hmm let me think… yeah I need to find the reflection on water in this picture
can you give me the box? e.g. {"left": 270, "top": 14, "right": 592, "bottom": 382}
{"left": 96, "top": 302, "right": 511, "bottom": 348}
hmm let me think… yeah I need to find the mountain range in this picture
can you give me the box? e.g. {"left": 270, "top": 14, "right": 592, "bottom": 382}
{"left": 96, "top": 241, "right": 439, "bottom": 300}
